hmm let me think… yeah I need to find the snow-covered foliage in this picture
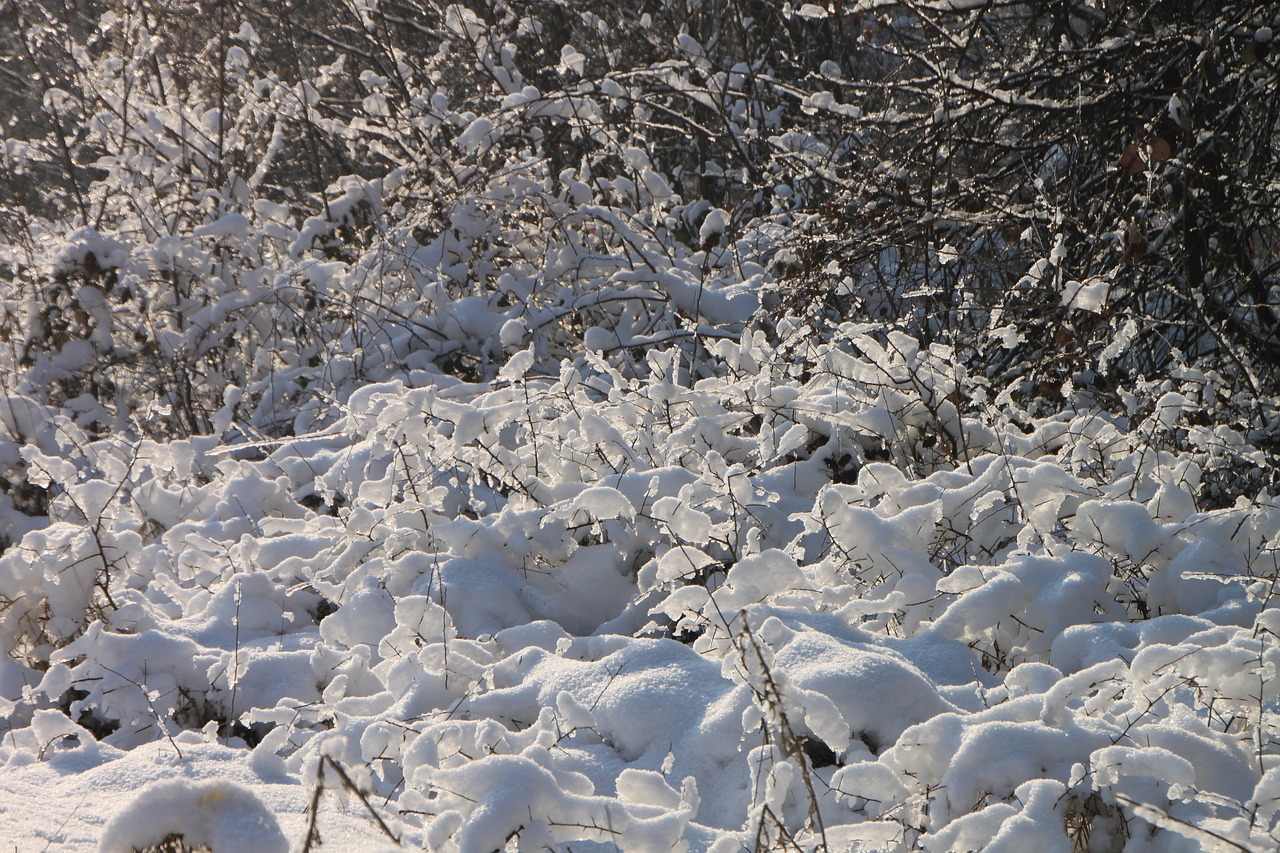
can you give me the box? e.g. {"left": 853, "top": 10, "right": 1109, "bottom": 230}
{"left": 5, "top": 320, "right": 1280, "bottom": 851}
{"left": 3, "top": 0, "right": 1280, "bottom": 851}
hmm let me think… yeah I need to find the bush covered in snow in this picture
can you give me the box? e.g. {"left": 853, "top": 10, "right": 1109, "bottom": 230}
{"left": 5, "top": 318, "right": 1280, "bottom": 851}
{"left": 2, "top": 0, "right": 1280, "bottom": 851}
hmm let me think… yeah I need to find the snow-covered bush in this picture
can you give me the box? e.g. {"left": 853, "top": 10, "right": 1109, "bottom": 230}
{"left": 1, "top": 313, "right": 1279, "bottom": 850}
{"left": 4, "top": 1, "right": 1280, "bottom": 851}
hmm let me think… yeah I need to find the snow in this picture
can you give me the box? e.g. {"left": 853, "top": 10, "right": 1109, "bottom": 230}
{"left": 455, "top": 117, "right": 493, "bottom": 153}
{"left": 1061, "top": 277, "right": 1111, "bottom": 312}
{"left": 12, "top": 350, "right": 1280, "bottom": 845}
{"left": 698, "top": 208, "right": 731, "bottom": 247}
{"left": 6, "top": 4, "right": 1280, "bottom": 851}
{"left": 8, "top": 333, "right": 1280, "bottom": 849}
{"left": 0, "top": 736, "right": 391, "bottom": 851}
{"left": 98, "top": 777, "right": 289, "bottom": 853}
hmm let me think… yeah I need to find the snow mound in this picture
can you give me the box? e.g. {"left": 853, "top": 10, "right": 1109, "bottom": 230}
{"left": 98, "top": 778, "right": 288, "bottom": 853}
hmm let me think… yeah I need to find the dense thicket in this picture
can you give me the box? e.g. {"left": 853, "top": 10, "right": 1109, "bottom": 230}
{"left": 5, "top": 3, "right": 1280, "bottom": 851}
{"left": 814, "top": 1, "right": 1280, "bottom": 416}
{"left": 4, "top": 0, "right": 1279, "bottom": 433}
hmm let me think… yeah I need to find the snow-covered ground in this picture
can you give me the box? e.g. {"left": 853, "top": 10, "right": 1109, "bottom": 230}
{"left": 4, "top": 323, "right": 1280, "bottom": 852}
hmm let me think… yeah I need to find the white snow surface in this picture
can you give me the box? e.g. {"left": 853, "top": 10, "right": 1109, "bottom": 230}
{"left": 3, "top": 324, "right": 1280, "bottom": 852}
